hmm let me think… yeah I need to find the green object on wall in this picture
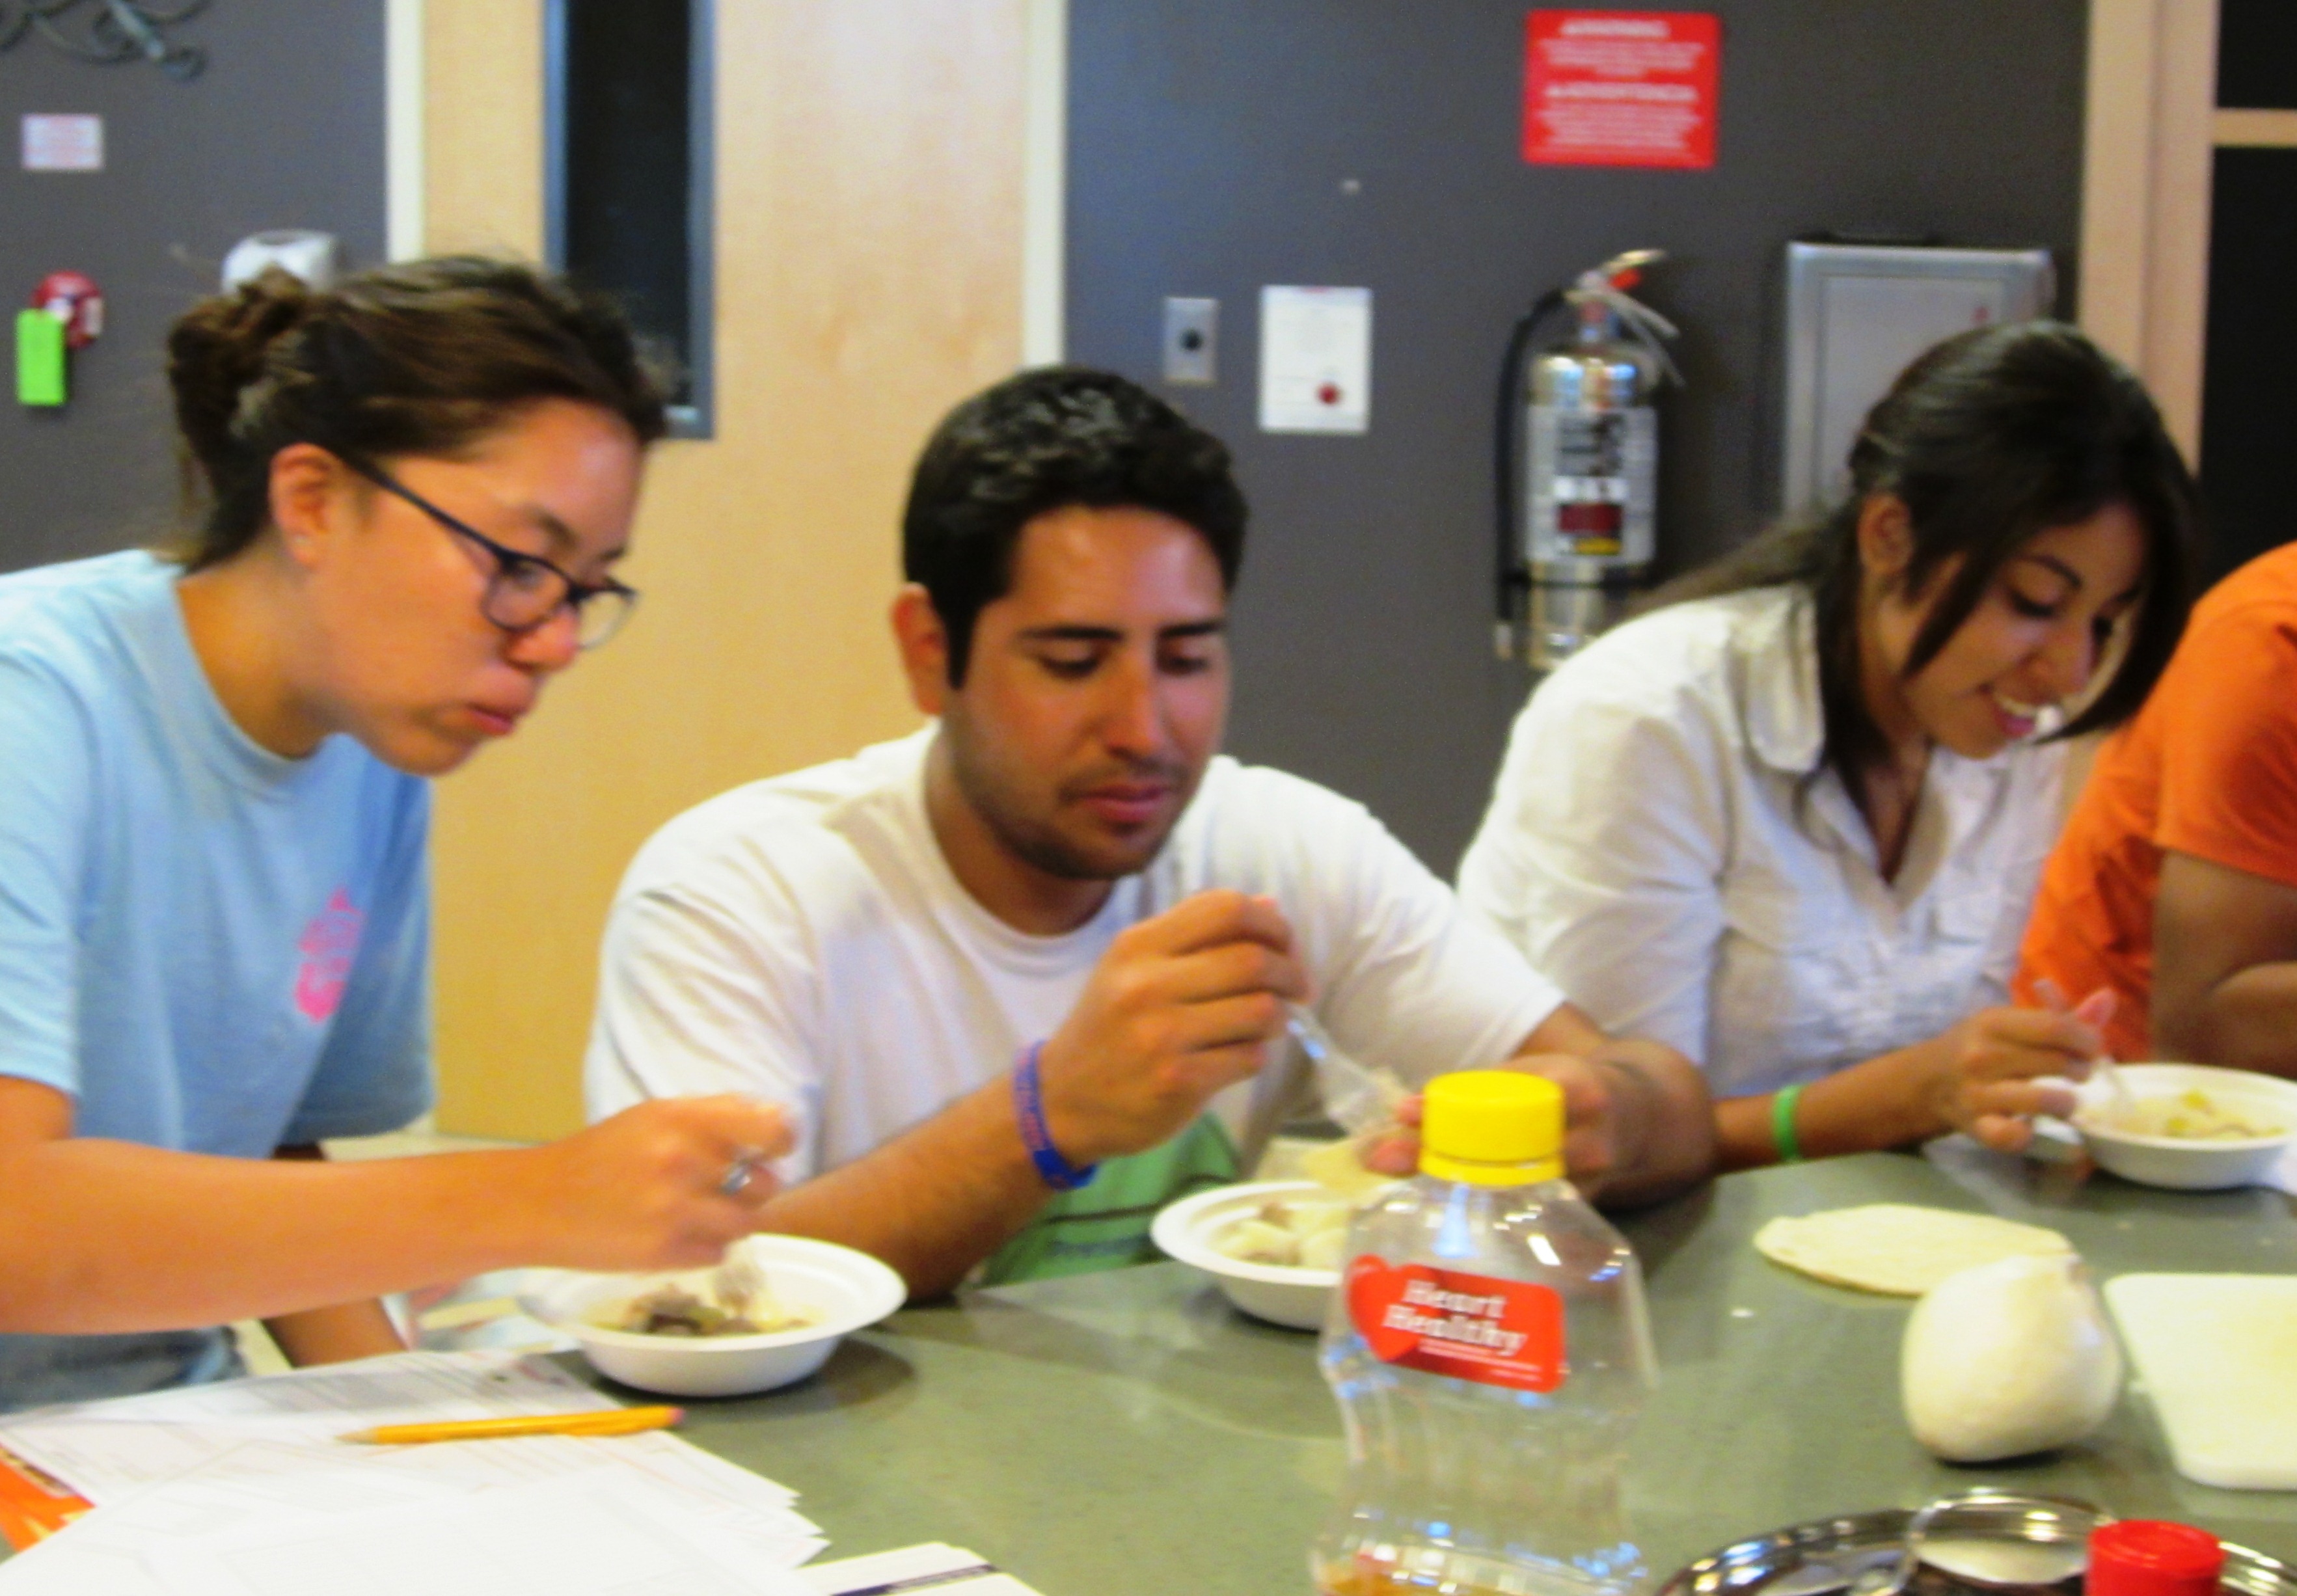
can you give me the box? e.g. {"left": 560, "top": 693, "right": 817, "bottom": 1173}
{"left": 16, "top": 310, "right": 67, "bottom": 406}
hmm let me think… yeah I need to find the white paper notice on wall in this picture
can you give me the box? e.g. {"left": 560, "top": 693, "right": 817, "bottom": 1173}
{"left": 1259, "top": 285, "right": 1371, "bottom": 435}
{"left": 21, "top": 115, "right": 103, "bottom": 172}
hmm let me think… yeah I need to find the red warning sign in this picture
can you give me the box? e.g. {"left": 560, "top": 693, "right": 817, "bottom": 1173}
{"left": 1524, "top": 11, "right": 1720, "bottom": 170}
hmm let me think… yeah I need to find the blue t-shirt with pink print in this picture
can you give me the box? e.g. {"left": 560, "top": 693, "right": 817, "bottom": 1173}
{"left": 0, "top": 551, "right": 431, "bottom": 1411}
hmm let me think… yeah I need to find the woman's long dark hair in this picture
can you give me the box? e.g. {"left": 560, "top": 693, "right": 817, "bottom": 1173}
{"left": 1650, "top": 320, "right": 2200, "bottom": 794}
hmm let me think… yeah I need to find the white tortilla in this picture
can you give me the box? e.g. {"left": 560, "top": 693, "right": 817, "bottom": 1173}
{"left": 1753, "top": 1204, "right": 2074, "bottom": 1296}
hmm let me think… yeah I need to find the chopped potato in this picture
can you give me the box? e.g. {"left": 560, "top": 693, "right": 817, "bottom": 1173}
{"left": 599, "top": 1280, "right": 816, "bottom": 1338}
{"left": 2109, "top": 1088, "right": 2283, "bottom": 1141}
{"left": 1214, "top": 1197, "right": 1352, "bottom": 1269}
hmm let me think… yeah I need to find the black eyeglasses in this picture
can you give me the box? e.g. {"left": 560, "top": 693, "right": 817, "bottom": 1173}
{"left": 339, "top": 455, "right": 640, "bottom": 651}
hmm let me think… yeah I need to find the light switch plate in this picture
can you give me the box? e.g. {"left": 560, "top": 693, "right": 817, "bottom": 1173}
{"left": 1163, "top": 297, "right": 1217, "bottom": 385}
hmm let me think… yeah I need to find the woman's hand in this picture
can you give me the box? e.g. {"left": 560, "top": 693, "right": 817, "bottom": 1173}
{"left": 511, "top": 1095, "right": 793, "bottom": 1271}
{"left": 1923, "top": 987, "right": 2114, "bottom": 1152}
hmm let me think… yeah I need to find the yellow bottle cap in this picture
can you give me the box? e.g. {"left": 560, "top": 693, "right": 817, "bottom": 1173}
{"left": 1419, "top": 1070, "right": 1565, "bottom": 1186}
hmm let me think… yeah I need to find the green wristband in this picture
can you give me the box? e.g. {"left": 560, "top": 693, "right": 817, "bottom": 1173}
{"left": 1772, "top": 1083, "right": 1806, "bottom": 1164}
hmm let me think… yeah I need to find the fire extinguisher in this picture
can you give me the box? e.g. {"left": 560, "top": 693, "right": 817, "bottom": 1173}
{"left": 1495, "top": 249, "right": 1681, "bottom": 669}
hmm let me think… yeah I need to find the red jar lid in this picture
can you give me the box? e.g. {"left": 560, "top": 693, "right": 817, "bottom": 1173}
{"left": 2089, "top": 1521, "right": 2225, "bottom": 1596}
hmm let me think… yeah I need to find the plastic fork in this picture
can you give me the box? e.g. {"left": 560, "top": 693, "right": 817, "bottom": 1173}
{"left": 1286, "top": 1005, "right": 1407, "bottom": 1135}
{"left": 2034, "top": 979, "right": 2134, "bottom": 1127}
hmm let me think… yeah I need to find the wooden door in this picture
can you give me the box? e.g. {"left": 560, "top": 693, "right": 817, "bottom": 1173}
{"left": 420, "top": 1, "right": 1027, "bottom": 1137}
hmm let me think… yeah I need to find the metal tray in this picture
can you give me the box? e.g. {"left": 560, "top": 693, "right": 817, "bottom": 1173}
{"left": 1659, "top": 1491, "right": 2296, "bottom": 1596}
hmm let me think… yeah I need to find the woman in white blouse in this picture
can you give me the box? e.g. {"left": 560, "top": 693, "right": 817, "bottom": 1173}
{"left": 1459, "top": 322, "right": 2199, "bottom": 1169}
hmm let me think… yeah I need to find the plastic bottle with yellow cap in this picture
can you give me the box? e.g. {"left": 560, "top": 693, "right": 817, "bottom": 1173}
{"left": 1313, "top": 1070, "right": 1657, "bottom": 1596}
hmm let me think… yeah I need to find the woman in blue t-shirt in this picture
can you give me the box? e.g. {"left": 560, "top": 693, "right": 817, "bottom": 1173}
{"left": 0, "top": 258, "right": 788, "bottom": 1409}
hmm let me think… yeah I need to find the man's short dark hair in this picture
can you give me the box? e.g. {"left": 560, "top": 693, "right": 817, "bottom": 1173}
{"left": 901, "top": 366, "right": 1249, "bottom": 684}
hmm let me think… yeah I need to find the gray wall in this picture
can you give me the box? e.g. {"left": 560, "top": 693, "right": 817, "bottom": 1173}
{"left": 1067, "top": 0, "right": 2088, "bottom": 876}
{"left": 0, "top": 3, "right": 385, "bottom": 572}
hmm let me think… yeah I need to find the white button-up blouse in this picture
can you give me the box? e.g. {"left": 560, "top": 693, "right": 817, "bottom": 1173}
{"left": 1458, "top": 585, "right": 2065, "bottom": 1100}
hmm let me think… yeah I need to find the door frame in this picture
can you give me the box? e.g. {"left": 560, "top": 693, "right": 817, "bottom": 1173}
{"left": 2079, "top": 0, "right": 2219, "bottom": 460}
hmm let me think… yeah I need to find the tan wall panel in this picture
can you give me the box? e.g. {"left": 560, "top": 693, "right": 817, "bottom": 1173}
{"left": 2079, "top": 0, "right": 2156, "bottom": 370}
{"left": 426, "top": 1, "right": 1026, "bottom": 1139}
{"left": 2140, "top": 0, "right": 2218, "bottom": 461}
{"left": 423, "top": 0, "right": 544, "bottom": 257}
{"left": 2215, "top": 109, "right": 2297, "bottom": 148}
{"left": 2078, "top": 0, "right": 2218, "bottom": 461}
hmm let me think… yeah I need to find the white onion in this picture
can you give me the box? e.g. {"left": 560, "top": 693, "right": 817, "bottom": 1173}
{"left": 1900, "top": 1252, "right": 2123, "bottom": 1461}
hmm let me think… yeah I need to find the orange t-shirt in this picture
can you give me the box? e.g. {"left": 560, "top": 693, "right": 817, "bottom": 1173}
{"left": 2016, "top": 543, "right": 2297, "bottom": 1058}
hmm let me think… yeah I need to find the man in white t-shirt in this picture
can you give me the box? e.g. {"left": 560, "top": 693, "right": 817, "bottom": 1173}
{"left": 586, "top": 369, "right": 1712, "bottom": 1292}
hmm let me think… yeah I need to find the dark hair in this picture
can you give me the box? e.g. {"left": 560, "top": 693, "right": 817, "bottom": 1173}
{"left": 1651, "top": 320, "right": 2199, "bottom": 790}
{"left": 164, "top": 255, "right": 668, "bottom": 570}
{"left": 901, "top": 366, "right": 1249, "bottom": 684}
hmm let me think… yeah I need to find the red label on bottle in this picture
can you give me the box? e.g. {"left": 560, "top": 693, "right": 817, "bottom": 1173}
{"left": 1346, "top": 1257, "right": 1566, "bottom": 1392}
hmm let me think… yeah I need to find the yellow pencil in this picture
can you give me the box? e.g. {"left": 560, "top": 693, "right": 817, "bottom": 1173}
{"left": 338, "top": 1405, "right": 684, "bottom": 1445}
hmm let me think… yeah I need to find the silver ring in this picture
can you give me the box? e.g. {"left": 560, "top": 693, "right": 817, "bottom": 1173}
{"left": 718, "top": 1152, "right": 761, "bottom": 1197}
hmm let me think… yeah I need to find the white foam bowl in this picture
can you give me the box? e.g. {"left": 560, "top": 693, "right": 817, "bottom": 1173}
{"left": 1151, "top": 1180, "right": 1351, "bottom": 1331}
{"left": 521, "top": 1234, "right": 904, "bottom": 1398}
{"left": 2073, "top": 1062, "right": 2297, "bottom": 1191}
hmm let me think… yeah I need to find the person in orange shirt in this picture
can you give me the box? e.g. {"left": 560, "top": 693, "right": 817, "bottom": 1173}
{"left": 2018, "top": 541, "right": 2297, "bottom": 1073}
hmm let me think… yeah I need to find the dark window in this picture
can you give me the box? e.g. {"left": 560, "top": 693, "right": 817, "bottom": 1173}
{"left": 2199, "top": 148, "right": 2297, "bottom": 580}
{"left": 2218, "top": 0, "right": 2297, "bottom": 111}
{"left": 547, "top": 0, "right": 714, "bottom": 437}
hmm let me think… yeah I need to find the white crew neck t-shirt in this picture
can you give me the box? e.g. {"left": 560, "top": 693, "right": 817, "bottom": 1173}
{"left": 586, "top": 727, "right": 1562, "bottom": 1195}
{"left": 1457, "top": 584, "right": 2065, "bottom": 1100}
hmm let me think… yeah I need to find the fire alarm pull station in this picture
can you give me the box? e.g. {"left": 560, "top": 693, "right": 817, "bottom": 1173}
{"left": 18, "top": 271, "right": 103, "bottom": 407}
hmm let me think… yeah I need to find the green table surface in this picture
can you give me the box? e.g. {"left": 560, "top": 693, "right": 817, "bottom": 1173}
{"left": 658, "top": 1148, "right": 2297, "bottom": 1595}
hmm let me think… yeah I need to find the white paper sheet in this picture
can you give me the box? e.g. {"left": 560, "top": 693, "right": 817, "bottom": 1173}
{"left": 150, "top": 1471, "right": 815, "bottom": 1596}
{"left": 0, "top": 1349, "right": 828, "bottom": 1593}
{"left": 802, "top": 1543, "right": 1042, "bottom": 1595}
{"left": 3, "top": 1429, "right": 822, "bottom": 1592}
{"left": 0, "top": 1351, "right": 604, "bottom": 1504}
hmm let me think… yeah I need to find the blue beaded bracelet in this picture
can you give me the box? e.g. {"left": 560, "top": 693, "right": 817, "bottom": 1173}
{"left": 1013, "top": 1042, "right": 1098, "bottom": 1191}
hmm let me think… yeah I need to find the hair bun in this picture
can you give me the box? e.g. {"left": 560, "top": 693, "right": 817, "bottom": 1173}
{"left": 161, "top": 254, "right": 664, "bottom": 571}
{"left": 166, "top": 266, "right": 321, "bottom": 485}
